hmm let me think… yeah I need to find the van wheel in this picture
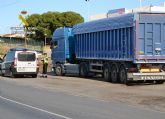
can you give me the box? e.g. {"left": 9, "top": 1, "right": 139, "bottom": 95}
{"left": 32, "top": 74, "right": 37, "bottom": 78}
{"left": 79, "top": 62, "right": 88, "bottom": 77}
{"left": 55, "top": 64, "right": 63, "bottom": 76}
{"left": 111, "top": 64, "right": 118, "bottom": 83}
{"left": 103, "top": 64, "right": 111, "bottom": 81}
{"left": 119, "top": 66, "right": 128, "bottom": 84}
{"left": 19, "top": 75, "right": 24, "bottom": 78}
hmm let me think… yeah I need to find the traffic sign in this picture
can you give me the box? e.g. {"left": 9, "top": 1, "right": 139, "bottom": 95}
{"left": 19, "top": 15, "right": 29, "bottom": 26}
{"left": 21, "top": 11, "right": 27, "bottom": 15}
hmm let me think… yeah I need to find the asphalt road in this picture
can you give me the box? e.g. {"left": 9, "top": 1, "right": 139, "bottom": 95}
{"left": 0, "top": 77, "right": 165, "bottom": 119}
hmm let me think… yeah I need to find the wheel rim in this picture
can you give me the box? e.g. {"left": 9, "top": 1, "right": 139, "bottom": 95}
{"left": 80, "top": 66, "right": 84, "bottom": 76}
{"left": 119, "top": 66, "right": 128, "bottom": 84}
{"left": 56, "top": 66, "right": 61, "bottom": 75}
{"left": 111, "top": 66, "right": 117, "bottom": 82}
{"left": 120, "top": 69, "right": 126, "bottom": 83}
{"left": 104, "top": 68, "right": 109, "bottom": 81}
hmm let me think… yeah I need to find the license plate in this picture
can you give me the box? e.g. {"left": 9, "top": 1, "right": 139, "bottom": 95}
{"left": 17, "top": 67, "right": 25, "bottom": 72}
{"left": 141, "top": 76, "right": 165, "bottom": 80}
{"left": 17, "top": 67, "right": 36, "bottom": 72}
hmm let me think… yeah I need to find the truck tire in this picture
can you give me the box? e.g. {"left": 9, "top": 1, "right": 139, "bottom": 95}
{"left": 55, "top": 64, "right": 63, "bottom": 76}
{"left": 79, "top": 62, "right": 88, "bottom": 77}
{"left": 119, "top": 65, "right": 128, "bottom": 84}
{"left": 103, "top": 64, "right": 111, "bottom": 81}
{"left": 111, "top": 64, "right": 118, "bottom": 83}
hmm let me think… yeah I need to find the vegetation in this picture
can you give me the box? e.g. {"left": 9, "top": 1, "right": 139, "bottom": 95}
{"left": 26, "top": 11, "right": 84, "bottom": 39}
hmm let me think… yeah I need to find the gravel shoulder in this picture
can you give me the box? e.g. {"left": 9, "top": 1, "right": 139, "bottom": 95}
{"left": 1, "top": 74, "right": 165, "bottom": 112}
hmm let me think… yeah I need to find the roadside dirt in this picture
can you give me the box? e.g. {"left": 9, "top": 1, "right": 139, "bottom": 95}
{"left": 1, "top": 74, "right": 165, "bottom": 112}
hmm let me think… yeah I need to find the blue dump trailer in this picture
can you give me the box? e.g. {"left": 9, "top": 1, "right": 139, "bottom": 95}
{"left": 51, "top": 12, "right": 165, "bottom": 84}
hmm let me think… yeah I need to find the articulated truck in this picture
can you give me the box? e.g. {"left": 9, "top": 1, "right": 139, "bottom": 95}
{"left": 51, "top": 12, "right": 165, "bottom": 84}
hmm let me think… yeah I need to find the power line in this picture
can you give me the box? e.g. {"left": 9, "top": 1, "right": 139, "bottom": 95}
{"left": 0, "top": 1, "right": 21, "bottom": 9}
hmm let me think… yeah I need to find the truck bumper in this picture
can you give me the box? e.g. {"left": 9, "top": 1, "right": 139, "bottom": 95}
{"left": 127, "top": 72, "right": 165, "bottom": 81}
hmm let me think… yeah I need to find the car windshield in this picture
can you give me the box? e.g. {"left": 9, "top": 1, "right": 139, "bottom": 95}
{"left": 18, "top": 52, "right": 36, "bottom": 61}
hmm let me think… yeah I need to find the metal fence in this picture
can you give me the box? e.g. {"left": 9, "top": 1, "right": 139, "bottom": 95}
{"left": 0, "top": 38, "right": 43, "bottom": 56}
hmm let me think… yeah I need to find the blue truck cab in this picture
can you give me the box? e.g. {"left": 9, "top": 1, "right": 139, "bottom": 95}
{"left": 51, "top": 27, "right": 78, "bottom": 75}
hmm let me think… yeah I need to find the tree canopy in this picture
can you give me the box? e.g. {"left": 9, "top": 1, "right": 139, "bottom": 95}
{"left": 26, "top": 11, "right": 84, "bottom": 39}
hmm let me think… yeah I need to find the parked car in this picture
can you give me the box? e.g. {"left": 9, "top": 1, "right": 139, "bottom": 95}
{"left": 0, "top": 48, "right": 39, "bottom": 78}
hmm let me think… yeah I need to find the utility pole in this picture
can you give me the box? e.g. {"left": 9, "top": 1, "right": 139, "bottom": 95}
{"left": 10, "top": 27, "right": 12, "bottom": 48}
{"left": 19, "top": 10, "right": 29, "bottom": 48}
{"left": 24, "top": 27, "right": 27, "bottom": 48}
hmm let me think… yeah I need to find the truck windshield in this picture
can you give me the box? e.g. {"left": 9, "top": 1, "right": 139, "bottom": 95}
{"left": 18, "top": 52, "right": 36, "bottom": 61}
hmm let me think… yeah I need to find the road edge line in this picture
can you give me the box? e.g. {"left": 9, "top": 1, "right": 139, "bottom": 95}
{"left": 0, "top": 95, "right": 72, "bottom": 119}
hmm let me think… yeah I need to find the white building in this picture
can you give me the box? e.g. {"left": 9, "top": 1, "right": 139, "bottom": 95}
{"left": 90, "top": 3, "right": 165, "bottom": 21}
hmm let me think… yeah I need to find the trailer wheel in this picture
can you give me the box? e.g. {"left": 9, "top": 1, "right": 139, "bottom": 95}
{"left": 103, "top": 64, "right": 111, "bottom": 81}
{"left": 55, "top": 64, "right": 63, "bottom": 76}
{"left": 119, "top": 66, "right": 128, "bottom": 84}
{"left": 79, "top": 62, "right": 88, "bottom": 77}
{"left": 111, "top": 64, "right": 118, "bottom": 83}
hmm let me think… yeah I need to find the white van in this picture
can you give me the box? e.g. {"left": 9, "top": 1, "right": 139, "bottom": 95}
{"left": 0, "top": 48, "right": 39, "bottom": 78}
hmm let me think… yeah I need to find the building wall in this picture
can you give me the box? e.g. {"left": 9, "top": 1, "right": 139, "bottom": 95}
{"left": 90, "top": 5, "right": 165, "bottom": 21}
{"left": 90, "top": 13, "right": 107, "bottom": 21}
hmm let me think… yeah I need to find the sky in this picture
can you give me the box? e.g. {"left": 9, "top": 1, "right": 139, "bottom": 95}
{"left": 0, "top": 0, "right": 165, "bottom": 34}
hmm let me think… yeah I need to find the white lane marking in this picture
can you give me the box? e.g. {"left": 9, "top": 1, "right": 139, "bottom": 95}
{"left": 0, "top": 96, "right": 72, "bottom": 119}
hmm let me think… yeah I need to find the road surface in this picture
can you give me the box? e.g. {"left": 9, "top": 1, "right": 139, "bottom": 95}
{"left": 0, "top": 77, "right": 165, "bottom": 119}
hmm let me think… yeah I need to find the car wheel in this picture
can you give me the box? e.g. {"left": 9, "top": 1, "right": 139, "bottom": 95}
{"left": 32, "top": 74, "right": 37, "bottom": 78}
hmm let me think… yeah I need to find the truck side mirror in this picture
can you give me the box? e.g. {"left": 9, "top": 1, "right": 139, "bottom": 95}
{"left": 50, "top": 41, "right": 58, "bottom": 49}
{"left": 50, "top": 41, "right": 54, "bottom": 49}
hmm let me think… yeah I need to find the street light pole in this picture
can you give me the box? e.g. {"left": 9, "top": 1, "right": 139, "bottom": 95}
{"left": 24, "top": 27, "right": 27, "bottom": 48}
{"left": 85, "top": 0, "right": 90, "bottom": 21}
{"left": 140, "top": 0, "right": 142, "bottom": 7}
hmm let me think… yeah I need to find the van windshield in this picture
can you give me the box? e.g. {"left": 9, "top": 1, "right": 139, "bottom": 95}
{"left": 18, "top": 52, "right": 36, "bottom": 61}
